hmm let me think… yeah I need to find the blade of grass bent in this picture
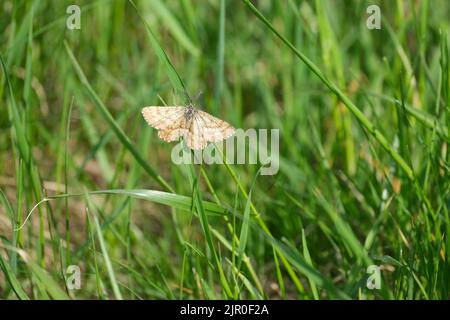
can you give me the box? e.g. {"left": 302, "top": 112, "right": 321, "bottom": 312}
{"left": 18, "top": 189, "right": 229, "bottom": 231}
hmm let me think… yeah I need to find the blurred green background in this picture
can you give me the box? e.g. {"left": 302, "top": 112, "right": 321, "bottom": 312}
{"left": 0, "top": 0, "right": 449, "bottom": 299}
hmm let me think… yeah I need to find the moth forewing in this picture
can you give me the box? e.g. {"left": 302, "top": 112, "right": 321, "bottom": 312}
{"left": 195, "top": 110, "right": 236, "bottom": 143}
{"left": 141, "top": 106, "right": 186, "bottom": 130}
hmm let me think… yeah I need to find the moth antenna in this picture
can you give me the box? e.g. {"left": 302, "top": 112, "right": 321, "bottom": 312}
{"left": 194, "top": 90, "right": 204, "bottom": 102}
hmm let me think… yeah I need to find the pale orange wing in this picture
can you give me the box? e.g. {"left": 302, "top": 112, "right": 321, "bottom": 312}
{"left": 157, "top": 121, "right": 190, "bottom": 142}
{"left": 184, "top": 110, "right": 235, "bottom": 150}
{"left": 142, "top": 106, "right": 190, "bottom": 143}
{"left": 195, "top": 110, "right": 235, "bottom": 143}
{"left": 141, "top": 106, "right": 185, "bottom": 130}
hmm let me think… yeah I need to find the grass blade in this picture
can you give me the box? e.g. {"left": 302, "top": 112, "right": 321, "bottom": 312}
{"left": 128, "top": 0, "right": 188, "bottom": 95}
{"left": 85, "top": 193, "right": 123, "bottom": 300}
{"left": 0, "top": 249, "right": 29, "bottom": 300}
{"left": 241, "top": 0, "right": 414, "bottom": 180}
{"left": 64, "top": 42, "right": 173, "bottom": 192}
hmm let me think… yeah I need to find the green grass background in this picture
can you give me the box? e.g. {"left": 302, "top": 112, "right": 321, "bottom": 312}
{"left": 0, "top": 0, "right": 449, "bottom": 299}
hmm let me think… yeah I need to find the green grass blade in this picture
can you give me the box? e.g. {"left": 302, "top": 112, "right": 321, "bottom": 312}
{"left": 236, "top": 169, "right": 259, "bottom": 271}
{"left": 64, "top": 42, "right": 173, "bottom": 192}
{"left": 1, "top": 55, "right": 30, "bottom": 162}
{"left": 128, "top": 0, "right": 188, "bottom": 95}
{"left": 0, "top": 249, "right": 29, "bottom": 300}
{"left": 186, "top": 163, "right": 233, "bottom": 298}
{"left": 302, "top": 229, "right": 320, "bottom": 300}
{"left": 214, "top": 0, "right": 226, "bottom": 114}
{"left": 85, "top": 193, "right": 123, "bottom": 300}
{"left": 147, "top": 0, "right": 200, "bottom": 57}
{"left": 241, "top": 0, "right": 414, "bottom": 180}
{"left": 27, "top": 261, "right": 70, "bottom": 300}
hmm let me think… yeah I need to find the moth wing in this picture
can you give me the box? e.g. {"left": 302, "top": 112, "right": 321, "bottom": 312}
{"left": 195, "top": 110, "right": 235, "bottom": 143}
{"left": 157, "top": 117, "right": 190, "bottom": 142}
{"left": 141, "top": 106, "right": 186, "bottom": 130}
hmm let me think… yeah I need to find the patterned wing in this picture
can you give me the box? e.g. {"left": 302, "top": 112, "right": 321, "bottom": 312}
{"left": 184, "top": 110, "right": 235, "bottom": 150}
{"left": 142, "top": 106, "right": 190, "bottom": 143}
{"left": 195, "top": 110, "right": 235, "bottom": 143}
{"left": 158, "top": 123, "right": 189, "bottom": 142}
{"left": 141, "top": 106, "right": 185, "bottom": 130}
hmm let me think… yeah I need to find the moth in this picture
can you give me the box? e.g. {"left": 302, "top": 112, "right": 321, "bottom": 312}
{"left": 141, "top": 102, "right": 235, "bottom": 150}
